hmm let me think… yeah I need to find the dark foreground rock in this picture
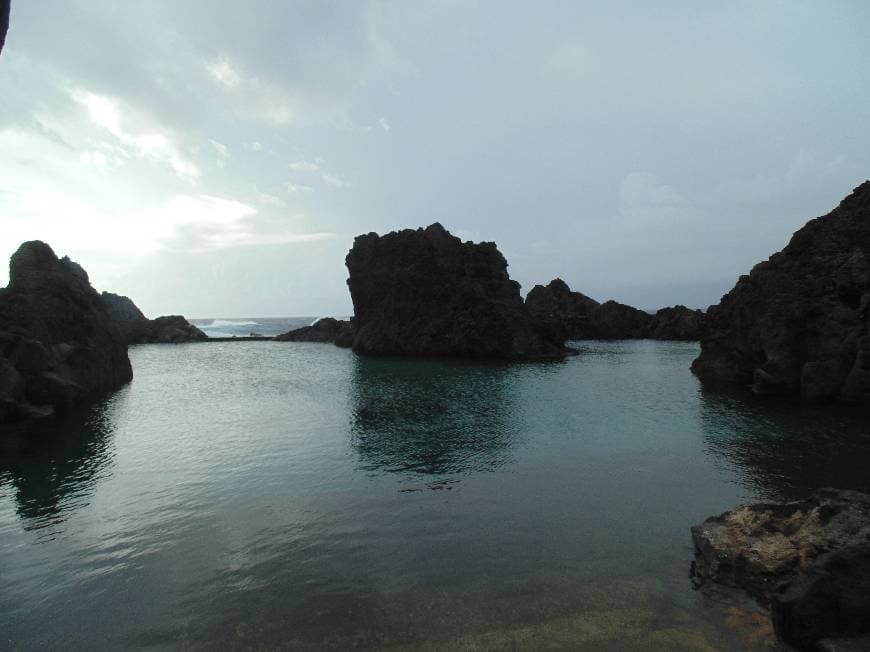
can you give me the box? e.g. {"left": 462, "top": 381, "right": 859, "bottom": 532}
{"left": 0, "top": 241, "right": 132, "bottom": 422}
{"left": 0, "top": 0, "right": 9, "bottom": 56}
{"left": 692, "top": 181, "right": 870, "bottom": 400}
{"left": 691, "top": 488, "right": 870, "bottom": 649}
{"left": 526, "top": 278, "right": 704, "bottom": 340}
{"left": 100, "top": 292, "right": 206, "bottom": 344}
{"left": 345, "top": 224, "right": 573, "bottom": 360}
{"left": 274, "top": 317, "right": 351, "bottom": 343}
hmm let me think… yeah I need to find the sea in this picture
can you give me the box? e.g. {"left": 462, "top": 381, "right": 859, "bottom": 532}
{"left": 2, "top": 329, "right": 870, "bottom": 650}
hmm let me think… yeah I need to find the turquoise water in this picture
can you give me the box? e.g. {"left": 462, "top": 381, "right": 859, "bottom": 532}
{"left": 2, "top": 340, "right": 870, "bottom": 650}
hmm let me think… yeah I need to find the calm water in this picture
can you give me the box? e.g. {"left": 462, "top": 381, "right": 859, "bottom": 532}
{"left": 2, "top": 340, "right": 870, "bottom": 650}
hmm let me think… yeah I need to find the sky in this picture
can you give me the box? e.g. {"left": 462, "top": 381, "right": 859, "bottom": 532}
{"left": 1, "top": 1, "right": 868, "bottom": 318}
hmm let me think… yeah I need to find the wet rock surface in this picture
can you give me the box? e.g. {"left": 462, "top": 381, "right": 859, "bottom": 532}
{"left": 275, "top": 317, "right": 352, "bottom": 343}
{"left": 692, "top": 181, "right": 870, "bottom": 400}
{"left": 691, "top": 488, "right": 870, "bottom": 649}
{"left": 100, "top": 292, "right": 206, "bottom": 344}
{"left": 0, "top": 241, "right": 132, "bottom": 422}
{"left": 345, "top": 223, "right": 572, "bottom": 360}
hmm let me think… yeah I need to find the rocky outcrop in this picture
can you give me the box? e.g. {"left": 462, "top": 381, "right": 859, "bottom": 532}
{"left": 0, "top": 241, "right": 133, "bottom": 422}
{"left": 0, "top": 0, "right": 10, "bottom": 56}
{"left": 691, "top": 488, "right": 870, "bottom": 649}
{"left": 100, "top": 292, "right": 206, "bottom": 344}
{"left": 526, "top": 279, "right": 704, "bottom": 340}
{"left": 274, "top": 317, "right": 351, "bottom": 343}
{"left": 650, "top": 305, "right": 705, "bottom": 341}
{"left": 345, "top": 223, "right": 573, "bottom": 360}
{"left": 692, "top": 181, "right": 870, "bottom": 400}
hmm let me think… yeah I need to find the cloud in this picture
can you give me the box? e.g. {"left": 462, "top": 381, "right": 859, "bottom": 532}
{"left": 379, "top": 116, "right": 391, "bottom": 132}
{"left": 322, "top": 173, "right": 351, "bottom": 189}
{"left": 289, "top": 160, "right": 320, "bottom": 172}
{"left": 617, "top": 172, "right": 696, "bottom": 226}
{"left": 286, "top": 183, "right": 314, "bottom": 195}
{"left": 257, "top": 192, "right": 286, "bottom": 208}
{"left": 72, "top": 89, "right": 200, "bottom": 181}
{"left": 206, "top": 57, "right": 242, "bottom": 89}
{"left": 247, "top": 141, "right": 263, "bottom": 151}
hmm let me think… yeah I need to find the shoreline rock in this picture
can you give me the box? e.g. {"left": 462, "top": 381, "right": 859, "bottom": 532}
{"left": 692, "top": 181, "right": 870, "bottom": 400}
{"left": 274, "top": 317, "right": 352, "bottom": 344}
{"left": 100, "top": 292, "right": 207, "bottom": 344}
{"left": 0, "top": 241, "right": 132, "bottom": 422}
{"left": 345, "top": 224, "right": 574, "bottom": 360}
{"left": 691, "top": 488, "right": 870, "bottom": 649}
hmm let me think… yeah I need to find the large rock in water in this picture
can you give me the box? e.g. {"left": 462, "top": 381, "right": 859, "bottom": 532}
{"left": 650, "top": 305, "right": 706, "bottom": 341}
{"left": 0, "top": 241, "right": 132, "bottom": 422}
{"left": 345, "top": 223, "right": 572, "bottom": 360}
{"left": 100, "top": 292, "right": 207, "bottom": 344}
{"left": 525, "top": 278, "right": 600, "bottom": 341}
{"left": 691, "top": 489, "right": 870, "bottom": 649}
{"left": 692, "top": 181, "right": 870, "bottom": 399}
{"left": 274, "top": 317, "right": 352, "bottom": 343}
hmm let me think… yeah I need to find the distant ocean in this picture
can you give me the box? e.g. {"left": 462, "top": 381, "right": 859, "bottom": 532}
{"left": 189, "top": 316, "right": 350, "bottom": 338}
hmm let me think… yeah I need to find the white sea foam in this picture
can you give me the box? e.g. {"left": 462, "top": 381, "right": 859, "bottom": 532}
{"left": 204, "top": 319, "right": 259, "bottom": 328}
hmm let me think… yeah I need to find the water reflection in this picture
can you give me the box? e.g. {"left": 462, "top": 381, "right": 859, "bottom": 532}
{"left": 349, "top": 357, "right": 519, "bottom": 476}
{"left": 698, "top": 387, "right": 870, "bottom": 501}
{"left": 0, "top": 396, "right": 120, "bottom": 530}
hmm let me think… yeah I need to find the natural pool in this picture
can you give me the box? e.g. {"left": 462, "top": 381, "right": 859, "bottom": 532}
{"left": 2, "top": 340, "right": 869, "bottom": 650}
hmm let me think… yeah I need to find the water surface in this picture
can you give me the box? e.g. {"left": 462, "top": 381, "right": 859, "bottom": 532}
{"left": 2, "top": 340, "right": 869, "bottom": 650}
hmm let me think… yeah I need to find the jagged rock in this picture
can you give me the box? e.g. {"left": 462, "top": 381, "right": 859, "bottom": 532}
{"left": 100, "top": 292, "right": 206, "bottom": 344}
{"left": 771, "top": 541, "right": 870, "bottom": 649}
{"left": 589, "top": 300, "right": 652, "bottom": 339}
{"left": 525, "top": 278, "right": 599, "bottom": 341}
{"left": 692, "top": 181, "right": 870, "bottom": 399}
{"left": 274, "top": 317, "right": 351, "bottom": 343}
{"left": 650, "top": 305, "right": 706, "bottom": 341}
{"left": 345, "top": 223, "right": 573, "bottom": 360}
{"left": 0, "top": 241, "right": 132, "bottom": 422}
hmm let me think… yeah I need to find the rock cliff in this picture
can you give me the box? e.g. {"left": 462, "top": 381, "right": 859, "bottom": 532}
{"left": 0, "top": 241, "right": 132, "bottom": 422}
{"left": 345, "top": 224, "right": 572, "bottom": 360}
{"left": 692, "top": 181, "right": 870, "bottom": 400}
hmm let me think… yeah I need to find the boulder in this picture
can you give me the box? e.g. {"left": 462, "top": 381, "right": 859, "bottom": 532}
{"left": 650, "top": 305, "right": 706, "bottom": 341}
{"left": 525, "top": 278, "right": 600, "bottom": 341}
{"left": 100, "top": 292, "right": 206, "bottom": 344}
{"left": 692, "top": 181, "right": 870, "bottom": 399}
{"left": 0, "top": 241, "right": 133, "bottom": 422}
{"left": 275, "top": 317, "right": 351, "bottom": 343}
{"left": 345, "top": 223, "right": 572, "bottom": 360}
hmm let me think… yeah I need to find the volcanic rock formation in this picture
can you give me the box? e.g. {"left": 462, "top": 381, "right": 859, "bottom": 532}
{"left": 650, "top": 305, "right": 706, "bottom": 341}
{"left": 691, "top": 488, "right": 870, "bottom": 649}
{"left": 274, "top": 317, "right": 352, "bottom": 344}
{"left": 0, "top": 241, "right": 132, "bottom": 422}
{"left": 692, "top": 181, "right": 870, "bottom": 400}
{"left": 100, "top": 292, "right": 207, "bottom": 344}
{"left": 345, "top": 223, "right": 572, "bottom": 360}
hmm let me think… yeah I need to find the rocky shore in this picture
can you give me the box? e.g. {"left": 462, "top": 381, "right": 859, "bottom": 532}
{"left": 274, "top": 317, "right": 353, "bottom": 346}
{"left": 693, "top": 181, "right": 870, "bottom": 400}
{"left": 344, "top": 223, "right": 574, "bottom": 360}
{"left": 691, "top": 488, "right": 870, "bottom": 650}
{"left": 525, "top": 278, "right": 705, "bottom": 341}
{"left": 101, "top": 292, "right": 207, "bottom": 344}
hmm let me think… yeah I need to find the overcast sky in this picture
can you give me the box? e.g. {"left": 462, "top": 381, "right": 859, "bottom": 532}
{"left": 1, "top": 1, "right": 868, "bottom": 317}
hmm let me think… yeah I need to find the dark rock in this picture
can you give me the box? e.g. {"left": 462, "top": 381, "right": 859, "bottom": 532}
{"left": 0, "top": 241, "right": 133, "bottom": 422}
{"left": 588, "top": 300, "right": 652, "bottom": 339}
{"left": 690, "top": 488, "right": 870, "bottom": 606}
{"left": 692, "top": 181, "right": 870, "bottom": 400}
{"left": 345, "top": 223, "right": 572, "bottom": 360}
{"left": 274, "top": 317, "right": 351, "bottom": 343}
{"left": 525, "top": 278, "right": 600, "bottom": 341}
{"left": 100, "top": 292, "right": 206, "bottom": 344}
{"left": 0, "top": 0, "right": 9, "bottom": 56}
{"left": 771, "top": 540, "right": 870, "bottom": 649}
{"left": 650, "top": 305, "right": 706, "bottom": 341}
{"left": 334, "top": 320, "right": 355, "bottom": 348}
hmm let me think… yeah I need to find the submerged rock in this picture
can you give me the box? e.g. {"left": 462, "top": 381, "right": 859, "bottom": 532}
{"left": 692, "top": 181, "right": 870, "bottom": 400}
{"left": 691, "top": 488, "right": 870, "bottom": 649}
{"left": 100, "top": 292, "right": 206, "bottom": 344}
{"left": 0, "top": 241, "right": 132, "bottom": 422}
{"left": 274, "top": 317, "right": 351, "bottom": 343}
{"left": 345, "top": 223, "right": 572, "bottom": 360}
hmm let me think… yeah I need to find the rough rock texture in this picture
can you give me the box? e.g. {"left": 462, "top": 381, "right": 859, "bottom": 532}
{"left": 589, "top": 300, "right": 652, "bottom": 339}
{"left": 100, "top": 292, "right": 206, "bottom": 344}
{"left": 274, "top": 317, "right": 351, "bottom": 343}
{"left": 771, "top": 541, "right": 870, "bottom": 649}
{"left": 345, "top": 224, "right": 572, "bottom": 360}
{"left": 525, "top": 278, "right": 600, "bottom": 341}
{"left": 691, "top": 489, "right": 870, "bottom": 649}
{"left": 334, "top": 320, "right": 355, "bottom": 348}
{"left": 650, "top": 305, "right": 706, "bottom": 341}
{"left": 0, "top": 0, "right": 10, "bottom": 56}
{"left": 0, "top": 241, "right": 133, "bottom": 422}
{"left": 692, "top": 181, "right": 870, "bottom": 399}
